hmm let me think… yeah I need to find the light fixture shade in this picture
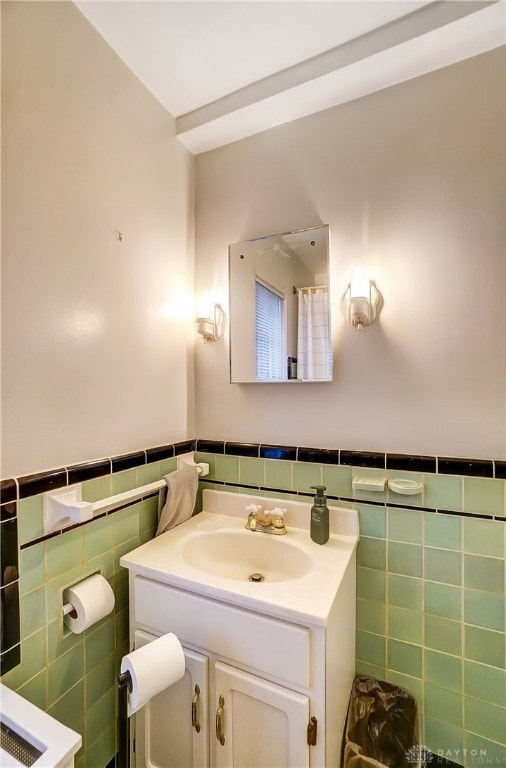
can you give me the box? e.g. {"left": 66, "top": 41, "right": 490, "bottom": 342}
{"left": 195, "top": 303, "right": 224, "bottom": 342}
{"left": 343, "top": 270, "right": 381, "bottom": 330}
{"left": 349, "top": 268, "right": 371, "bottom": 300}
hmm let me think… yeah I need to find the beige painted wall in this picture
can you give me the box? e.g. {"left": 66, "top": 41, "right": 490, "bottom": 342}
{"left": 1, "top": 1, "right": 195, "bottom": 476}
{"left": 195, "top": 49, "right": 506, "bottom": 459}
{"left": 2, "top": 3, "right": 504, "bottom": 475}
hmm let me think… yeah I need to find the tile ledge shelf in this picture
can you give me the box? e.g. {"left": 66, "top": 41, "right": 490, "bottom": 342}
{"left": 1, "top": 439, "right": 505, "bottom": 501}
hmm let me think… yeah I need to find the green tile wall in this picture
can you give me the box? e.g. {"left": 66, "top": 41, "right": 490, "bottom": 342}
{"left": 1, "top": 457, "right": 175, "bottom": 768}
{"left": 196, "top": 452, "right": 506, "bottom": 765}
{"left": 2, "top": 449, "right": 506, "bottom": 767}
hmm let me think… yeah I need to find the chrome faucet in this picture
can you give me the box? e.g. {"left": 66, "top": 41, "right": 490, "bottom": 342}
{"left": 245, "top": 505, "right": 287, "bottom": 535}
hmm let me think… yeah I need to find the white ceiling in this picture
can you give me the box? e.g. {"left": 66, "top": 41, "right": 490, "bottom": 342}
{"left": 75, "top": 1, "right": 505, "bottom": 154}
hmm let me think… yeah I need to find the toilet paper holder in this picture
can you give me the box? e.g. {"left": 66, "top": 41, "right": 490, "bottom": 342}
{"left": 116, "top": 633, "right": 185, "bottom": 768}
{"left": 62, "top": 573, "right": 116, "bottom": 634}
{"left": 118, "top": 670, "right": 132, "bottom": 692}
{"left": 117, "top": 670, "right": 132, "bottom": 768}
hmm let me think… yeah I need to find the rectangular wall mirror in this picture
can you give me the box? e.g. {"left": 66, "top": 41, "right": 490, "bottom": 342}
{"left": 229, "top": 224, "right": 332, "bottom": 383}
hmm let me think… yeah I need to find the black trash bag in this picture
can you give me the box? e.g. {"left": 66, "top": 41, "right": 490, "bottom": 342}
{"left": 344, "top": 677, "right": 419, "bottom": 768}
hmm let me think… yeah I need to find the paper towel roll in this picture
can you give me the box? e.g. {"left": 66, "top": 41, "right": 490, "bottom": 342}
{"left": 63, "top": 573, "right": 115, "bottom": 634}
{"left": 120, "top": 633, "right": 185, "bottom": 715}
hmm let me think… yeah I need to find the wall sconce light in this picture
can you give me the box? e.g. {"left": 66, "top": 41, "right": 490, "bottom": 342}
{"left": 195, "top": 303, "right": 224, "bottom": 343}
{"left": 343, "top": 269, "right": 382, "bottom": 331}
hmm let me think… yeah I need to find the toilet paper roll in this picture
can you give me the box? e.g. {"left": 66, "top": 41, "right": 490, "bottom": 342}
{"left": 120, "top": 633, "right": 185, "bottom": 715}
{"left": 63, "top": 573, "right": 115, "bottom": 634}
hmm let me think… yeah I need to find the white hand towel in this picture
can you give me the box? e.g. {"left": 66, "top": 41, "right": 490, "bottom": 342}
{"left": 156, "top": 464, "right": 199, "bottom": 536}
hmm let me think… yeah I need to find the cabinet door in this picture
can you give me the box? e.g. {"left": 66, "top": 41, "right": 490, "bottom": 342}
{"left": 213, "top": 662, "right": 310, "bottom": 768}
{"left": 134, "top": 631, "right": 209, "bottom": 768}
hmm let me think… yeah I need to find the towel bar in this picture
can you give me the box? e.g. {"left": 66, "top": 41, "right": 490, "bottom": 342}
{"left": 43, "top": 456, "right": 209, "bottom": 534}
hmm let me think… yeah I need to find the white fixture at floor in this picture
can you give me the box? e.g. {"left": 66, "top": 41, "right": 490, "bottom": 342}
{"left": 0, "top": 684, "right": 81, "bottom": 768}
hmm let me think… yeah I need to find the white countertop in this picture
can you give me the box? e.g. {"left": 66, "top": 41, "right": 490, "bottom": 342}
{"left": 120, "top": 490, "right": 359, "bottom": 626}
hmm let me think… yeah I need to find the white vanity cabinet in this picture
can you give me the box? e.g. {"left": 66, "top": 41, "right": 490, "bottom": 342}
{"left": 128, "top": 565, "right": 355, "bottom": 768}
{"left": 120, "top": 490, "right": 359, "bottom": 768}
{"left": 134, "top": 626, "right": 311, "bottom": 768}
{"left": 213, "top": 662, "right": 310, "bottom": 768}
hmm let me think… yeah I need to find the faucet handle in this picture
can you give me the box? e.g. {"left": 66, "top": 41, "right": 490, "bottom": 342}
{"left": 245, "top": 504, "right": 261, "bottom": 531}
{"left": 271, "top": 508, "right": 287, "bottom": 532}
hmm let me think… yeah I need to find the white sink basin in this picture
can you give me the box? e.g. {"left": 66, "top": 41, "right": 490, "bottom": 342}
{"left": 121, "top": 490, "right": 359, "bottom": 625}
{"left": 182, "top": 529, "right": 313, "bottom": 582}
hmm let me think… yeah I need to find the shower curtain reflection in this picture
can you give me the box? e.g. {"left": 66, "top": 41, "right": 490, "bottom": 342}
{"left": 296, "top": 286, "right": 331, "bottom": 381}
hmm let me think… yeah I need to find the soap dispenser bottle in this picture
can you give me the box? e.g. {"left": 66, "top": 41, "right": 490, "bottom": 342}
{"left": 310, "top": 485, "right": 329, "bottom": 545}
